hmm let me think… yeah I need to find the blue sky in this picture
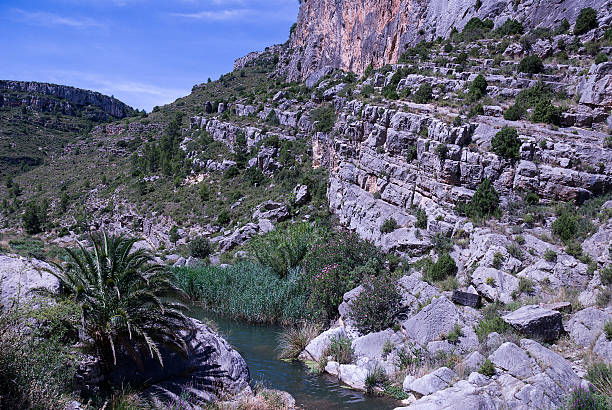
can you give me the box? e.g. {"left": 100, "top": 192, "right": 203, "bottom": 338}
{"left": 0, "top": 0, "right": 299, "bottom": 111}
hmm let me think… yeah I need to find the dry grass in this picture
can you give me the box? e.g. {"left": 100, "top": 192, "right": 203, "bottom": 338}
{"left": 277, "top": 323, "right": 320, "bottom": 360}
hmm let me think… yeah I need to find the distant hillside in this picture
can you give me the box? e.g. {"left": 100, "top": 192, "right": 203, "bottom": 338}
{"left": 0, "top": 80, "right": 136, "bottom": 177}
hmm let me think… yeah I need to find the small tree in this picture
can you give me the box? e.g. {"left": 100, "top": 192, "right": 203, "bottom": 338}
{"left": 189, "top": 236, "right": 213, "bottom": 259}
{"left": 380, "top": 217, "right": 399, "bottom": 234}
{"left": 414, "top": 83, "right": 433, "bottom": 104}
{"left": 169, "top": 225, "right": 180, "bottom": 246}
{"left": 531, "top": 100, "right": 562, "bottom": 125}
{"left": 427, "top": 253, "right": 458, "bottom": 282}
{"left": 348, "top": 275, "right": 402, "bottom": 334}
{"left": 552, "top": 211, "right": 578, "bottom": 243}
{"left": 470, "top": 74, "right": 488, "bottom": 97}
{"left": 574, "top": 8, "right": 598, "bottom": 35}
{"left": 491, "top": 127, "right": 521, "bottom": 160}
{"left": 311, "top": 105, "right": 336, "bottom": 133}
{"left": 199, "top": 183, "right": 210, "bottom": 203}
{"left": 518, "top": 55, "right": 544, "bottom": 74}
{"left": 22, "top": 201, "right": 42, "bottom": 235}
{"left": 469, "top": 178, "right": 500, "bottom": 218}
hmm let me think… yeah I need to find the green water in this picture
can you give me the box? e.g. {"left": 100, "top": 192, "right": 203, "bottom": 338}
{"left": 191, "top": 309, "right": 399, "bottom": 409}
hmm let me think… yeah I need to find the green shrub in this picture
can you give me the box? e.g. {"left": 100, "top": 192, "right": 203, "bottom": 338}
{"left": 469, "top": 74, "right": 488, "bottom": 97}
{"left": 595, "top": 53, "right": 609, "bottom": 64}
{"left": 491, "top": 127, "right": 521, "bottom": 159}
{"left": 327, "top": 335, "right": 353, "bottom": 364}
{"left": 552, "top": 211, "right": 578, "bottom": 242}
{"left": 459, "top": 17, "right": 494, "bottom": 40}
{"left": 475, "top": 303, "right": 511, "bottom": 341}
{"left": 311, "top": 105, "right": 336, "bottom": 133}
{"left": 415, "top": 208, "right": 428, "bottom": 229}
{"left": 585, "top": 362, "right": 612, "bottom": 400}
{"left": 459, "top": 178, "right": 500, "bottom": 219}
{"left": 601, "top": 266, "right": 612, "bottom": 285}
{"left": 492, "top": 252, "right": 504, "bottom": 269}
{"left": 604, "top": 322, "right": 612, "bottom": 341}
{"left": 250, "top": 222, "right": 317, "bottom": 278}
{"left": 189, "top": 236, "right": 213, "bottom": 259}
{"left": 303, "top": 231, "right": 383, "bottom": 322}
{"left": 503, "top": 104, "right": 524, "bottom": 121}
{"left": 495, "top": 19, "right": 524, "bottom": 36}
{"left": 479, "top": 359, "right": 495, "bottom": 376}
{"left": 544, "top": 249, "right": 558, "bottom": 262}
{"left": 414, "top": 83, "right": 433, "bottom": 104}
{"left": 217, "top": 210, "right": 231, "bottom": 226}
{"left": 574, "top": 8, "right": 598, "bottom": 35}
{"left": 361, "top": 84, "right": 375, "bottom": 98}
{"left": 435, "top": 143, "right": 449, "bottom": 160}
{"left": 174, "top": 262, "right": 308, "bottom": 323}
{"left": 518, "top": 55, "right": 544, "bottom": 74}
{"left": 382, "top": 83, "right": 399, "bottom": 100}
{"left": 224, "top": 165, "right": 240, "bottom": 179}
{"left": 365, "top": 364, "right": 388, "bottom": 393}
{"left": 406, "top": 145, "right": 418, "bottom": 162}
{"left": 22, "top": 201, "right": 43, "bottom": 235}
{"left": 531, "top": 99, "right": 562, "bottom": 125}
{"left": 566, "top": 386, "right": 609, "bottom": 410}
{"left": 445, "top": 323, "right": 463, "bottom": 344}
{"left": 348, "top": 274, "right": 402, "bottom": 334}
{"left": 380, "top": 217, "right": 399, "bottom": 234}
{"left": 426, "top": 253, "right": 458, "bottom": 282}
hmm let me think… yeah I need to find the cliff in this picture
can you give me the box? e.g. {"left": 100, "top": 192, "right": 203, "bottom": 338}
{"left": 282, "top": 0, "right": 612, "bottom": 82}
{"left": 0, "top": 80, "right": 134, "bottom": 120}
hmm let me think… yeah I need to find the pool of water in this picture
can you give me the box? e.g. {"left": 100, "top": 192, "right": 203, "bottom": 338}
{"left": 190, "top": 309, "right": 399, "bottom": 410}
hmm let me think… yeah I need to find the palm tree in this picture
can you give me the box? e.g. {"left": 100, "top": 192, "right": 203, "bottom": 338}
{"left": 46, "top": 232, "right": 190, "bottom": 373}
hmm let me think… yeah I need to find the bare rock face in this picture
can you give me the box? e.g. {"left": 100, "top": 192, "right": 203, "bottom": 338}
{"left": 0, "top": 254, "right": 60, "bottom": 308}
{"left": 578, "top": 62, "right": 612, "bottom": 108}
{"left": 283, "top": 0, "right": 612, "bottom": 82}
{"left": 0, "top": 80, "right": 134, "bottom": 120}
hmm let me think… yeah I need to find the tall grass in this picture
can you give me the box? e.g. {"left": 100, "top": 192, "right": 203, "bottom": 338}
{"left": 174, "top": 262, "right": 308, "bottom": 323}
{"left": 277, "top": 323, "right": 321, "bottom": 359}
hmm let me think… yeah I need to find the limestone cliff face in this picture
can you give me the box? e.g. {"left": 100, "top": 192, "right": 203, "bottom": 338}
{"left": 284, "top": 0, "right": 612, "bottom": 82}
{"left": 0, "top": 80, "right": 134, "bottom": 120}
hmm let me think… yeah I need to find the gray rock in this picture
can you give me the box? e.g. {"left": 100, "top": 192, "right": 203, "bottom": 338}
{"left": 252, "top": 201, "right": 289, "bottom": 222}
{"left": 301, "top": 327, "right": 346, "bottom": 362}
{"left": 0, "top": 255, "right": 60, "bottom": 308}
{"left": 352, "top": 329, "right": 401, "bottom": 359}
{"left": 451, "top": 290, "right": 481, "bottom": 308}
{"left": 578, "top": 63, "right": 612, "bottom": 108}
{"left": 472, "top": 267, "right": 519, "bottom": 304}
{"left": 519, "top": 339, "right": 581, "bottom": 390}
{"left": 402, "top": 297, "right": 462, "bottom": 345}
{"left": 293, "top": 184, "right": 310, "bottom": 206}
{"left": 462, "top": 351, "right": 486, "bottom": 372}
{"left": 338, "top": 364, "right": 368, "bottom": 390}
{"left": 489, "top": 342, "right": 536, "bottom": 379}
{"left": 407, "top": 367, "right": 456, "bottom": 396}
{"left": 502, "top": 305, "right": 563, "bottom": 342}
{"left": 567, "top": 307, "right": 612, "bottom": 363}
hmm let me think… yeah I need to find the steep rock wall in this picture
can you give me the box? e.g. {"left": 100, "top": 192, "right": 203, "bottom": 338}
{"left": 0, "top": 80, "right": 134, "bottom": 120}
{"left": 283, "top": 0, "right": 612, "bottom": 82}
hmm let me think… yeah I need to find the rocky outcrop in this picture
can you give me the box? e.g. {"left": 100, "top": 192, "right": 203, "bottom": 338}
{"left": 283, "top": 0, "right": 612, "bottom": 82}
{"left": 578, "top": 62, "right": 612, "bottom": 108}
{"left": 0, "top": 80, "right": 134, "bottom": 120}
{"left": 0, "top": 254, "right": 60, "bottom": 308}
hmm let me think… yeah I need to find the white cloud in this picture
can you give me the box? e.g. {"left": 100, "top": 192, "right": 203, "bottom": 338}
{"left": 10, "top": 9, "right": 106, "bottom": 29}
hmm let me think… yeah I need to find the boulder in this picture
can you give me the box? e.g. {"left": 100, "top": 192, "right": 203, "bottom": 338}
{"left": 402, "top": 297, "right": 462, "bottom": 345}
{"left": 578, "top": 62, "right": 612, "bottom": 108}
{"left": 451, "top": 290, "right": 481, "bottom": 308}
{"left": 519, "top": 339, "right": 581, "bottom": 389}
{"left": 502, "top": 305, "right": 563, "bottom": 342}
{"left": 293, "top": 184, "right": 309, "bottom": 206}
{"left": 351, "top": 329, "right": 402, "bottom": 359}
{"left": 566, "top": 307, "right": 612, "bottom": 363}
{"left": 99, "top": 318, "right": 250, "bottom": 404}
{"left": 406, "top": 367, "right": 456, "bottom": 396}
{"left": 397, "top": 380, "right": 496, "bottom": 409}
{"left": 0, "top": 254, "right": 60, "bottom": 308}
{"left": 472, "top": 267, "right": 519, "bottom": 304}
{"left": 338, "top": 364, "right": 368, "bottom": 390}
{"left": 252, "top": 201, "right": 289, "bottom": 222}
{"left": 301, "top": 327, "right": 346, "bottom": 362}
{"left": 489, "top": 342, "right": 537, "bottom": 379}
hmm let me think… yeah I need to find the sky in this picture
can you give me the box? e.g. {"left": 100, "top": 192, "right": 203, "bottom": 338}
{"left": 0, "top": 0, "right": 300, "bottom": 111}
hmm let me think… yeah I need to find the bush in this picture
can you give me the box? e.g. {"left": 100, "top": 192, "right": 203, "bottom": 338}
{"left": 460, "top": 178, "right": 500, "bottom": 219}
{"left": 426, "top": 253, "right": 458, "bottom": 282}
{"left": 303, "top": 231, "right": 383, "bottom": 322}
{"left": 22, "top": 201, "right": 43, "bottom": 235}
{"left": 278, "top": 323, "right": 320, "bottom": 359}
{"left": 479, "top": 359, "right": 495, "bottom": 376}
{"left": 348, "top": 274, "right": 402, "bottom": 334}
{"left": 552, "top": 211, "right": 578, "bottom": 242}
{"left": 326, "top": 335, "right": 354, "bottom": 364}
{"left": 531, "top": 99, "right": 562, "bottom": 125}
{"left": 601, "top": 266, "right": 612, "bottom": 285}
{"left": 415, "top": 208, "right": 427, "bottom": 229}
{"left": 445, "top": 323, "right": 464, "bottom": 344}
{"left": 595, "top": 53, "right": 609, "bottom": 64}
{"left": 311, "top": 105, "right": 336, "bottom": 133}
{"left": 475, "top": 303, "right": 511, "bottom": 341}
{"left": 566, "top": 385, "right": 609, "bottom": 410}
{"left": 574, "top": 8, "right": 598, "bottom": 35}
{"left": 544, "top": 249, "right": 558, "bottom": 262}
{"left": 518, "top": 55, "right": 544, "bottom": 74}
{"left": 604, "top": 322, "right": 612, "bottom": 341}
{"left": 585, "top": 362, "right": 612, "bottom": 404}
{"left": 217, "top": 210, "right": 231, "bottom": 226}
{"left": 174, "top": 262, "right": 308, "bottom": 323}
{"left": 491, "top": 127, "right": 521, "bottom": 159}
{"left": 503, "top": 104, "right": 524, "bottom": 121}
{"left": 469, "top": 74, "right": 488, "bottom": 96}
{"left": 459, "top": 17, "right": 494, "bottom": 41}
{"left": 250, "top": 222, "right": 317, "bottom": 278}
{"left": 189, "top": 236, "right": 213, "bottom": 259}
{"left": 380, "top": 217, "right": 399, "bottom": 234}
{"left": 414, "top": 83, "right": 433, "bottom": 104}
{"left": 495, "top": 19, "right": 524, "bottom": 36}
